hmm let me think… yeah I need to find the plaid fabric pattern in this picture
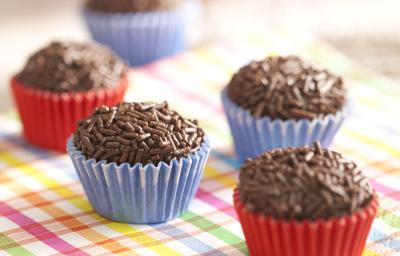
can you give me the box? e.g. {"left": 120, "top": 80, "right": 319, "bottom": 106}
{"left": 1, "top": 32, "right": 399, "bottom": 255}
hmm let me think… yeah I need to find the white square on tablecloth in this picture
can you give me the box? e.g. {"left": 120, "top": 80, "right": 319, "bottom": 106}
{"left": 59, "top": 233, "right": 92, "bottom": 248}
{"left": 0, "top": 217, "right": 19, "bottom": 232}
{"left": 23, "top": 241, "right": 58, "bottom": 255}
{"left": 22, "top": 208, "right": 52, "bottom": 222}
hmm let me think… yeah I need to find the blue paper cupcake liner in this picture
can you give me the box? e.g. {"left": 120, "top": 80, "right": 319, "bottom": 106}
{"left": 83, "top": 4, "right": 187, "bottom": 66}
{"left": 221, "top": 89, "right": 352, "bottom": 162}
{"left": 67, "top": 137, "right": 210, "bottom": 224}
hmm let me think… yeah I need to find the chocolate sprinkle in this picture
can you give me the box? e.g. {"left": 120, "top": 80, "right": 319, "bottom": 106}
{"left": 86, "top": 0, "right": 182, "bottom": 13}
{"left": 227, "top": 56, "right": 347, "bottom": 120}
{"left": 239, "top": 142, "right": 374, "bottom": 221}
{"left": 73, "top": 102, "right": 205, "bottom": 165}
{"left": 18, "top": 41, "right": 125, "bottom": 92}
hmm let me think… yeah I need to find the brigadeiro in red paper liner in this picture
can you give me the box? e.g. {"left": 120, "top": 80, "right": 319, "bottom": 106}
{"left": 11, "top": 41, "right": 128, "bottom": 152}
{"left": 234, "top": 142, "right": 378, "bottom": 256}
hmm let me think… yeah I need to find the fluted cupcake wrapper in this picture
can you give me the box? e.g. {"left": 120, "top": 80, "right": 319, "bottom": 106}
{"left": 67, "top": 136, "right": 210, "bottom": 224}
{"left": 233, "top": 188, "right": 378, "bottom": 256}
{"left": 83, "top": 5, "right": 187, "bottom": 67}
{"left": 221, "top": 89, "right": 352, "bottom": 162}
{"left": 11, "top": 76, "right": 128, "bottom": 152}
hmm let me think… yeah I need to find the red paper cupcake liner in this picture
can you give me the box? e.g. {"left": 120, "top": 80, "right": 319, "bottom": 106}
{"left": 11, "top": 76, "right": 128, "bottom": 152}
{"left": 233, "top": 188, "right": 378, "bottom": 256}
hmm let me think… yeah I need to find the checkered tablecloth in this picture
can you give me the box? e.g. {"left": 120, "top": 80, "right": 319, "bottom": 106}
{"left": 1, "top": 31, "right": 399, "bottom": 255}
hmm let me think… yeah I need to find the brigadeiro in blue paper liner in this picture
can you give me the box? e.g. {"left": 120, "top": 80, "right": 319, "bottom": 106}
{"left": 67, "top": 101, "right": 210, "bottom": 224}
{"left": 221, "top": 55, "right": 351, "bottom": 162}
{"left": 83, "top": 0, "right": 187, "bottom": 66}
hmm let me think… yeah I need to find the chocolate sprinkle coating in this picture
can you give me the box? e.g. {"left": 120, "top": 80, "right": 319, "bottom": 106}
{"left": 239, "top": 142, "right": 374, "bottom": 221}
{"left": 227, "top": 56, "right": 347, "bottom": 120}
{"left": 73, "top": 102, "right": 205, "bottom": 165}
{"left": 18, "top": 41, "right": 125, "bottom": 92}
{"left": 86, "top": 0, "right": 182, "bottom": 13}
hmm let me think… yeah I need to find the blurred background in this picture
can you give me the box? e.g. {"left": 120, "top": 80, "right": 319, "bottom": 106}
{"left": 1, "top": 0, "right": 399, "bottom": 110}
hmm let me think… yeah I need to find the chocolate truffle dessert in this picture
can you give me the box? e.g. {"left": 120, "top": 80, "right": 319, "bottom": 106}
{"left": 73, "top": 101, "right": 205, "bottom": 165}
{"left": 68, "top": 101, "right": 210, "bottom": 224}
{"left": 227, "top": 55, "right": 346, "bottom": 120}
{"left": 221, "top": 55, "right": 351, "bottom": 161}
{"left": 11, "top": 40, "right": 128, "bottom": 152}
{"left": 83, "top": 0, "right": 188, "bottom": 66}
{"left": 86, "top": 0, "right": 182, "bottom": 13}
{"left": 18, "top": 41, "right": 125, "bottom": 92}
{"left": 234, "top": 143, "right": 378, "bottom": 256}
{"left": 239, "top": 142, "right": 373, "bottom": 221}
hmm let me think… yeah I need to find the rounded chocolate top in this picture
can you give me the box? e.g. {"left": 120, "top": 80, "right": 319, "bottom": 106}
{"left": 73, "top": 101, "right": 205, "bottom": 165}
{"left": 86, "top": 0, "right": 182, "bottom": 13}
{"left": 227, "top": 56, "right": 347, "bottom": 120}
{"left": 18, "top": 41, "right": 125, "bottom": 92}
{"left": 239, "top": 142, "right": 373, "bottom": 221}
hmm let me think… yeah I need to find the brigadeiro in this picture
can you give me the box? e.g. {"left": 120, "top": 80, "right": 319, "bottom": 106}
{"left": 83, "top": 0, "right": 188, "bottom": 66}
{"left": 67, "top": 101, "right": 210, "bottom": 223}
{"left": 234, "top": 142, "right": 378, "bottom": 256}
{"left": 11, "top": 41, "right": 128, "bottom": 152}
{"left": 221, "top": 55, "right": 351, "bottom": 162}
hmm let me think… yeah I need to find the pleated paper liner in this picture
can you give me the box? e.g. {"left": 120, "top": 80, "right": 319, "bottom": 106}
{"left": 221, "top": 89, "right": 352, "bottom": 162}
{"left": 67, "top": 136, "right": 211, "bottom": 224}
{"left": 233, "top": 188, "right": 378, "bottom": 256}
{"left": 83, "top": 4, "right": 187, "bottom": 66}
{"left": 11, "top": 75, "right": 128, "bottom": 152}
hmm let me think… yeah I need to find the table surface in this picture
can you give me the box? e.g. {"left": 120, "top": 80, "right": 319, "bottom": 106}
{"left": 0, "top": 31, "right": 400, "bottom": 256}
